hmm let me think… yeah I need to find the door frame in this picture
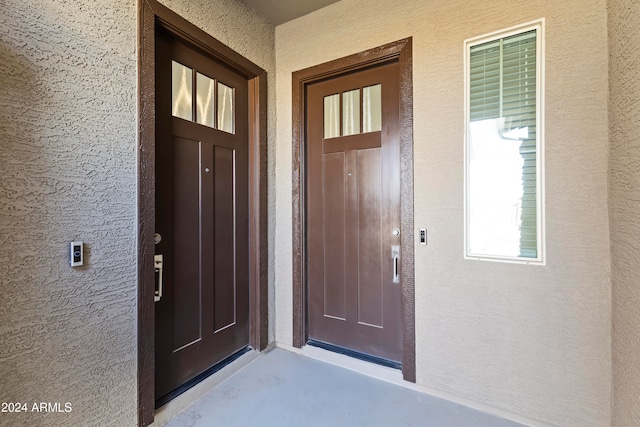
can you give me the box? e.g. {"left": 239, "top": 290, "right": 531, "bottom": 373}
{"left": 291, "top": 39, "right": 415, "bottom": 382}
{"left": 137, "top": 0, "right": 269, "bottom": 425}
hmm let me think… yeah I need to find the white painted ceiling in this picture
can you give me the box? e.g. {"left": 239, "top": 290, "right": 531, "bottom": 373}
{"left": 241, "top": 0, "right": 341, "bottom": 26}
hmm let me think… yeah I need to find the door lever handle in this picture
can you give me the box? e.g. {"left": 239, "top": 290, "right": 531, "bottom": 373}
{"left": 154, "top": 254, "right": 164, "bottom": 302}
{"left": 391, "top": 245, "right": 400, "bottom": 284}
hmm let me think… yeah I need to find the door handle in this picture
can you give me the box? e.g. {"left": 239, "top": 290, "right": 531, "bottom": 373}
{"left": 391, "top": 245, "right": 400, "bottom": 284}
{"left": 154, "top": 254, "right": 164, "bottom": 302}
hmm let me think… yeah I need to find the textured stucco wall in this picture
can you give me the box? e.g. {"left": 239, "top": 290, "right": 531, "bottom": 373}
{"left": 0, "top": 1, "right": 138, "bottom": 425}
{"left": 0, "top": 0, "right": 275, "bottom": 426}
{"left": 275, "top": 1, "right": 611, "bottom": 425}
{"left": 609, "top": 0, "right": 640, "bottom": 426}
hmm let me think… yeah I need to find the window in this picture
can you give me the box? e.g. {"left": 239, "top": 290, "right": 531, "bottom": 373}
{"left": 171, "top": 60, "right": 235, "bottom": 134}
{"left": 464, "top": 21, "right": 545, "bottom": 263}
{"left": 323, "top": 84, "right": 382, "bottom": 139}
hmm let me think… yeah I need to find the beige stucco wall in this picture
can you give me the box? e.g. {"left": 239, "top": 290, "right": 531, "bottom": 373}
{"left": 609, "top": 0, "right": 640, "bottom": 426}
{"left": 0, "top": 0, "right": 274, "bottom": 425}
{"left": 275, "top": 1, "right": 612, "bottom": 426}
{"left": 0, "top": 1, "right": 138, "bottom": 425}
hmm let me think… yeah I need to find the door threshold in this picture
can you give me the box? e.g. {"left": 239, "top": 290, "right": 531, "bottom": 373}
{"left": 277, "top": 342, "right": 403, "bottom": 387}
{"left": 153, "top": 347, "right": 259, "bottom": 426}
{"left": 156, "top": 346, "right": 252, "bottom": 408}
{"left": 307, "top": 339, "right": 401, "bottom": 370}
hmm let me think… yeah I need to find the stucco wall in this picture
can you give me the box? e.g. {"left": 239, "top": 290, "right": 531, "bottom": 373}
{"left": 0, "top": 0, "right": 274, "bottom": 426}
{"left": 0, "top": 1, "right": 138, "bottom": 425}
{"left": 609, "top": 0, "right": 640, "bottom": 426}
{"left": 275, "top": 1, "right": 611, "bottom": 426}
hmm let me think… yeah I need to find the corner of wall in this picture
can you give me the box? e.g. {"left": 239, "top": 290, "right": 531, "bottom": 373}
{"left": 608, "top": 0, "right": 640, "bottom": 424}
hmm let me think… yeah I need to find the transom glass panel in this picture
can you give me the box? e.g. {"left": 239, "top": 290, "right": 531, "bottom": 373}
{"left": 363, "top": 84, "right": 381, "bottom": 133}
{"left": 324, "top": 94, "right": 340, "bottom": 139}
{"left": 172, "top": 61, "right": 193, "bottom": 121}
{"left": 171, "top": 62, "right": 235, "bottom": 134}
{"left": 217, "top": 82, "right": 235, "bottom": 134}
{"left": 342, "top": 89, "right": 360, "bottom": 136}
{"left": 196, "top": 72, "right": 215, "bottom": 128}
{"left": 322, "top": 85, "right": 383, "bottom": 138}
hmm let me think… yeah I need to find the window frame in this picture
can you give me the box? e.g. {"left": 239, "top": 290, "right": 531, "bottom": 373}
{"left": 463, "top": 19, "right": 546, "bottom": 265}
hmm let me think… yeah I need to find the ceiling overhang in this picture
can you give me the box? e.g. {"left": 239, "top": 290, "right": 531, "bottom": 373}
{"left": 241, "top": 0, "right": 341, "bottom": 26}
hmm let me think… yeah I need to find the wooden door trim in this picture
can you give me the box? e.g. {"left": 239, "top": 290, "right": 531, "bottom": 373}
{"left": 291, "top": 39, "right": 415, "bottom": 382}
{"left": 138, "top": 0, "right": 268, "bottom": 425}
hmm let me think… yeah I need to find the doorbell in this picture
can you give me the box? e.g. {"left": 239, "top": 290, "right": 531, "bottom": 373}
{"left": 70, "top": 241, "right": 83, "bottom": 267}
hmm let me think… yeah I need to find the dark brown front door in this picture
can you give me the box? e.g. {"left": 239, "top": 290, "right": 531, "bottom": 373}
{"left": 306, "top": 61, "right": 402, "bottom": 363}
{"left": 154, "top": 29, "right": 249, "bottom": 401}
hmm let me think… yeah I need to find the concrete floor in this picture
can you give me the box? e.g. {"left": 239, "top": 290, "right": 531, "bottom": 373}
{"left": 164, "top": 348, "right": 525, "bottom": 427}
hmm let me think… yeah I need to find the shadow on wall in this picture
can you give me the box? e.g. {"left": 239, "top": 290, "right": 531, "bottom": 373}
{"left": 0, "top": 36, "right": 71, "bottom": 255}
{"left": 0, "top": 36, "right": 46, "bottom": 397}
{"left": 0, "top": 26, "right": 100, "bottom": 416}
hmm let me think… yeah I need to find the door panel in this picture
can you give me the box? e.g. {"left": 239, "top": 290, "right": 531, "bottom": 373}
{"left": 357, "top": 147, "right": 383, "bottom": 328}
{"left": 322, "top": 152, "right": 347, "bottom": 320}
{"left": 172, "top": 137, "right": 202, "bottom": 350}
{"left": 213, "top": 145, "right": 236, "bottom": 332}
{"left": 155, "top": 29, "right": 249, "bottom": 401}
{"left": 307, "top": 62, "right": 402, "bottom": 363}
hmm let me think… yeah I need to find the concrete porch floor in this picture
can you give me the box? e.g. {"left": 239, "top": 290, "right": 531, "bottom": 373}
{"left": 162, "top": 348, "right": 526, "bottom": 427}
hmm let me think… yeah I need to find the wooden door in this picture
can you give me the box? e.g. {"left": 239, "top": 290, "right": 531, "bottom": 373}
{"left": 154, "top": 29, "right": 249, "bottom": 401}
{"left": 307, "top": 61, "right": 402, "bottom": 363}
